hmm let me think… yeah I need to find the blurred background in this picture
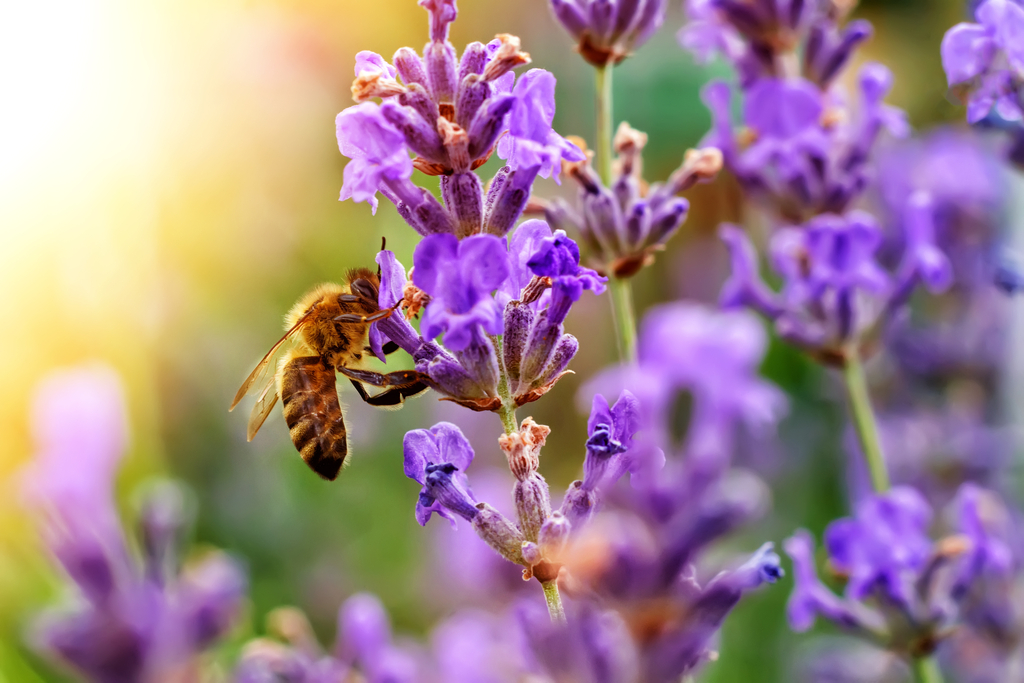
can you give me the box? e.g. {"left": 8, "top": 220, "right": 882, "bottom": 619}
{"left": 0, "top": 0, "right": 999, "bottom": 680}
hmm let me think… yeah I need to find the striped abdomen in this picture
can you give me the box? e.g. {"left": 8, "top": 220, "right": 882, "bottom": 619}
{"left": 279, "top": 355, "right": 347, "bottom": 480}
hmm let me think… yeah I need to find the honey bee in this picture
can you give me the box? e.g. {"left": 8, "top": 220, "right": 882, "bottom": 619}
{"left": 230, "top": 268, "right": 428, "bottom": 480}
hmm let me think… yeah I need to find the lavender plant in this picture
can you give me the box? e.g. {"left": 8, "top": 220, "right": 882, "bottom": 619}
{"left": 22, "top": 365, "right": 247, "bottom": 682}
{"left": 24, "top": 1, "right": 1024, "bottom": 682}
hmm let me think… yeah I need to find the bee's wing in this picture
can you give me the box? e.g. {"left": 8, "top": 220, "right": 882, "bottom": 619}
{"left": 230, "top": 308, "right": 316, "bottom": 412}
{"left": 246, "top": 376, "right": 280, "bottom": 441}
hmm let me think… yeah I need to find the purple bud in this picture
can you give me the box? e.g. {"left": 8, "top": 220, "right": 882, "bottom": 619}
{"left": 425, "top": 40, "right": 459, "bottom": 103}
{"left": 521, "top": 541, "right": 543, "bottom": 566}
{"left": 450, "top": 329, "right": 500, "bottom": 396}
{"left": 519, "top": 311, "right": 564, "bottom": 387}
{"left": 380, "top": 100, "right": 447, "bottom": 164}
{"left": 719, "top": 224, "right": 784, "bottom": 318}
{"left": 468, "top": 94, "right": 516, "bottom": 160}
{"left": 538, "top": 510, "right": 571, "bottom": 558}
{"left": 393, "top": 47, "right": 428, "bottom": 89}
{"left": 514, "top": 472, "right": 553, "bottom": 542}
{"left": 472, "top": 503, "right": 527, "bottom": 564}
{"left": 419, "top": 353, "right": 487, "bottom": 400}
{"left": 455, "top": 73, "right": 491, "bottom": 129}
{"left": 439, "top": 172, "right": 484, "bottom": 238}
{"left": 550, "top": 0, "right": 588, "bottom": 39}
{"left": 647, "top": 198, "right": 690, "bottom": 246}
{"left": 502, "top": 301, "right": 535, "bottom": 393}
{"left": 178, "top": 551, "right": 247, "bottom": 649}
{"left": 459, "top": 41, "right": 488, "bottom": 81}
{"left": 482, "top": 164, "right": 538, "bottom": 237}
{"left": 138, "top": 481, "right": 190, "bottom": 585}
{"left": 532, "top": 333, "right": 578, "bottom": 389}
{"left": 560, "top": 480, "right": 597, "bottom": 529}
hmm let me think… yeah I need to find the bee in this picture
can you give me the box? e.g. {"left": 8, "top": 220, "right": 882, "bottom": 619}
{"left": 230, "top": 268, "right": 428, "bottom": 480}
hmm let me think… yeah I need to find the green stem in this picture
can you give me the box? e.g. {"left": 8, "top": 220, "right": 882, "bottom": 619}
{"left": 594, "top": 64, "right": 614, "bottom": 187}
{"left": 841, "top": 349, "right": 890, "bottom": 493}
{"left": 541, "top": 579, "right": 566, "bottom": 624}
{"left": 491, "top": 335, "right": 518, "bottom": 435}
{"left": 910, "top": 655, "right": 944, "bottom": 683}
{"left": 608, "top": 276, "right": 638, "bottom": 363}
{"left": 594, "top": 64, "right": 639, "bottom": 364}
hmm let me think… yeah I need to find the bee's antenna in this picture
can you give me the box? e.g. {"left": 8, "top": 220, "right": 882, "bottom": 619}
{"left": 377, "top": 236, "right": 387, "bottom": 279}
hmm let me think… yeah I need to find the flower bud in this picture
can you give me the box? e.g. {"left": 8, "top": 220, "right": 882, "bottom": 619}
{"left": 440, "top": 172, "right": 483, "bottom": 237}
{"left": 514, "top": 472, "right": 552, "bottom": 543}
{"left": 483, "top": 164, "right": 538, "bottom": 237}
{"left": 458, "top": 41, "right": 488, "bottom": 81}
{"left": 519, "top": 311, "right": 563, "bottom": 386}
{"left": 468, "top": 95, "right": 516, "bottom": 160}
{"left": 502, "top": 301, "right": 534, "bottom": 393}
{"left": 455, "top": 73, "right": 491, "bottom": 129}
{"left": 380, "top": 101, "right": 447, "bottom": 164}
{"left": 521, "top": 541, "right": 543, "bottom": 566}
{"left": 473, "top": 503, "right": 526, "bottom": 565}
{"left": 393, "top": 47, "right": 427, "bottom": 89}
{"left": 425, "top": 40, "right": 458, "bottom": 103}
{"left": 539, "top": 511, "right": 571, "bottom": 561}
{"left": 560, "top": 480, "right": 597, "bottom": 530}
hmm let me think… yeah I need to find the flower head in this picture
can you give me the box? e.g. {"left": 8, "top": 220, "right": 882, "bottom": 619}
{"left": 550, "top": 0, "right": 668, "bottom": 66}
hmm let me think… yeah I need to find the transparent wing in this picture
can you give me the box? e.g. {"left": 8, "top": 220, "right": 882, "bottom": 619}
{"left": 230, "top": 307, "right": 316, "bottom": 412}
{"left": 246, "top": 375, "right": 280, "bottom": 441}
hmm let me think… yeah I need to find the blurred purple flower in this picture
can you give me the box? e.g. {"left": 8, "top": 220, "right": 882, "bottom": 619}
{"left": 549, "top": 0, "right": 667, "bottom": 66}
{"left": 941, "top": 0, "right": 1024, "bottom": 123}
{"left": 702, "top": 66, "right": 907, "bottom": 220}
{"left": 25, "top": 365, "right": 247, "bottom": 682}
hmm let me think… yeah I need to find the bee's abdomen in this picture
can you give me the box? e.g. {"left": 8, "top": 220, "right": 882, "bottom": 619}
{"left": 279, "top": 356, "right": 347, "bottom": 480}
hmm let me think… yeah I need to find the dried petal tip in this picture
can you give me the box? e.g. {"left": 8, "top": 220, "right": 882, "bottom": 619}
{"left": 498, "top": 417, "right": 551, "bottom": 480}
{"left": 934, "top": 534, "right": 971, "bottom": 559}
{"left": 352, "top": 71, "right": 407, "bottom": 102}
{"left": 484, "top": 34, "right": 531, "bottom": 81}
{"left": 683, "top": 147, "right": 723, "bottom": 182}
{"left": 613, "top": 122, "right": 648, "bottom": 155}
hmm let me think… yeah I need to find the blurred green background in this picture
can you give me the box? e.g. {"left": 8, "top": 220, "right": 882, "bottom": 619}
{"left": 0, "top": 0, "right": 980, "bottom": 679}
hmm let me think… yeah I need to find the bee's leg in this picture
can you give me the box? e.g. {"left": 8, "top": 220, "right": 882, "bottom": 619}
{"left": 339, "top": 367, "right": 430, "bottom": 407}
{"left": 334, "top": 307, "right": 397, "bottom": 324}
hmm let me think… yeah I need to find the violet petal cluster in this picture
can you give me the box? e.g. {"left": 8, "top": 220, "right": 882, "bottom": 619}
{"left": 784, "top": 484, "right": 1015, "bottom": 657}
{"left": 719, "top": 197, "right": 952, "bottom": 359}
{"left": 374, "top": 220, "right": 600, "bottom": 413}
{"left": 545, "top": 123, "right": 722, "bottom": 277}
{"left": 23, "top": 366, "right": 247, "bottom": 683}
{"left": 941, "top": 0, "right": 1024, "bottom": 124}
{"left": 337, "top": 0, "right": 582, "bottom": 236}
{"left": 702, "top": 67, "right": 908, "bottom": 221}
{"left": 548, "top": 0, "right": 668, "bottom": 66}
{"left": 234, "top": 595, "right": 418, "bottom": 683}
{"left": 679, "top": 0, "right": 872, "bottom": 89}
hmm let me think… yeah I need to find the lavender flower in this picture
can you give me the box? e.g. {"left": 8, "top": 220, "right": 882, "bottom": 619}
{"left": 784, "top": 484, "right": 1016, "bottom": 659}
{"left": 548, "top": 0, "right": 668, "bottom": 66}
{"left": 719, "top": 197, "right": 952, "bottom": 359}
{"left": 373, "top": 223, "right": 597, "bottom": 413}
{"left": 24, "top": 365, "right": 247, "bottom": 683}
{"left": 235, "top": 595, "right": 419, "bottom": 683}
{"left": 544, "top": 123, "right": 722, "bottom": 277}
{"left": 702, "top": 67, "right": 907, "bottom": 222}
{"left": 941, "top": 0, "right": 1024, "bottom": 124}
{"left": 338, "top": 0, "right": 582, "bottom": 237}
{"left": 679, "top": 0, "right": 873, "bottom": 89}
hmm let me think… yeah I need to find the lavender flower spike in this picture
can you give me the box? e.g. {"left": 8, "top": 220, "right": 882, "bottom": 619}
{"left": 941, "top": 0, "right": 1024, "bottom": 123}
{"left": 549, "top": 0, "right": 667, "bottom": 66}
{"left": 403, "top": 422, "right": 480, "bottom": 527}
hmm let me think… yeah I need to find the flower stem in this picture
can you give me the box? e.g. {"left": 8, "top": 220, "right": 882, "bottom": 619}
{"left": 841, "top": 349, "right": 890, "bottom": 493}
{"left": 541, "top": 579, "right": 566, "bottom": 624}
{"left": 609, "top": 276, "right": 638, "bottom": 363}
{"left": 594, "top": 65, "right": 638, "bottom": 363}
{"left": 911, "top": 655, "right": 944, "bottom": 683}
{"left": 594, "top": 63, "right": 613, "bottom": 187}
{"left": 492, "top": 335, "right": 518, "bottom": 434}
